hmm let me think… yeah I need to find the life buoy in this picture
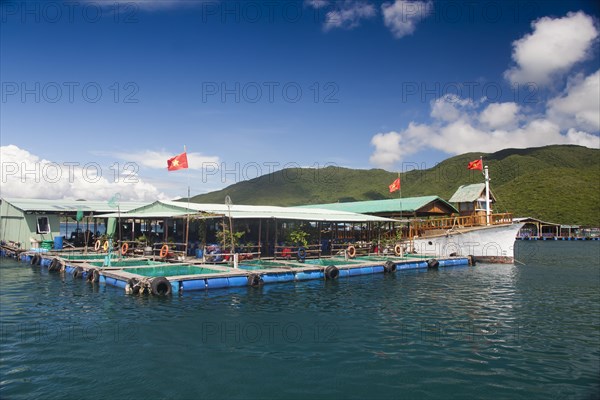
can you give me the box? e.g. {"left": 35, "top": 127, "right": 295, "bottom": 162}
{"left": 282, "top": 247, "right": 291, "bottom": 259}
{"left": 297, "top": 247, "right": 307, "bottom": 262}
{"left": 121, "top": 242, "right": 129, "bottom": 255}
{"left": 347, "top": 245, "right": 356, "bottom": 259}
{"left": 94, "top": 240, "right": 101, "bottom": 251}
{"left": 394, "top": 244, "right": 402, "bottom": 257}
{"left": 247, "top": 273, "right": 263, "bottom": 287}
{"left": 324, "top": 265, "right": 339, "bottom": 280}
{"left": 159, "top": 244, "right": 169, "bottom": 258}
{"left": 384, "top": 260, "right": 396, "bottom": 273}
{"left": 427, "top": 259, "right": 439, "bottom": 269}
{"left": 102, "top": 241, "right": 109, "bottom": 252}
{"left": 151, "top": 277, "right": 172, "bottom": 296}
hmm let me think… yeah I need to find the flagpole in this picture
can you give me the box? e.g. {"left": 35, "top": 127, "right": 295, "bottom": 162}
{"left": 184, "top": 145, "right": 191, "bottom": 258}
{"left": 483, "top": 156, "right": 491, "bottom": 226}
{"left": 398, "top": 171, "right": 403, "bottom": 244}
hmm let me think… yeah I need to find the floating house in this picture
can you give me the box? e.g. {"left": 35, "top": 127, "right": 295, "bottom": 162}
{"left": 0, "top": 198, "right": 147, "bottom": 249}
{"left": 96, "top": 200, "right": 396, "bottom": 257}
{"left": 300, "top": 195, "right": 458, "bottom": 219}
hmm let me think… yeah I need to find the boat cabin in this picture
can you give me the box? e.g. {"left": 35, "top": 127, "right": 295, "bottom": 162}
{"left": 448, "top": 183, "right": 496, "bottom": 223}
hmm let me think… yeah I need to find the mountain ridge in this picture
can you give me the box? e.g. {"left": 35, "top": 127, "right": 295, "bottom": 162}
{"left": 187, "top": 145, "right": 600, "bottom": 225}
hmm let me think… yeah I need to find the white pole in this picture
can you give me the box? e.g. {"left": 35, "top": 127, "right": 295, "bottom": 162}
{"left": 484, "top": 165, "right": 491, "bottom": 226}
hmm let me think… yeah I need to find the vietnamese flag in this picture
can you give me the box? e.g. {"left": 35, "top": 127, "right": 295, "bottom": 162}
{"left": 467, "top": 159, "right": 483, "bottom": 171}
{"left": 389, "top": 177, "right": 400, "bottom": 193}
{"left": 167, "top": 152, "right": 189, "bottom": 171}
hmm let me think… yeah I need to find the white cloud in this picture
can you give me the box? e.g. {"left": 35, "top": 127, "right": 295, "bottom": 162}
{"left": 504, "top": 11, "right": 599, "bottom": 85}
{"left": 323, "top": 0, "right": 377, "bottom": 31}
{"left": 479, "top": 102, "right": 520, "bottom": 130}
{"left": 111, "top": 150, "right": 219, "bottom": 170}
{"left": 430, "top": 94, "right": 476, "bottom": 122}
{"left": 547, "top": 70, "right": 600, "bottom": 132}
{"left": 381, "top": 0, "right": 432, "bottom": 39}
{"left": 369, "top": 97, "right": 600, "bottom": 169}
{"left": 82, "top": 0, "right": 206, "bottom": 11}
{"left": 565, "top": 128, "right": 600, "bottom": 148}
{"left": 0, "top": 145, "right": 167, "bottom": 201}
{"left": 305, "top": 0, "right": 329, "bottom": 9}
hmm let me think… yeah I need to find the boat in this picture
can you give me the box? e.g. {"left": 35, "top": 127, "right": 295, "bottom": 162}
{"left": 405, "top": 163, "right": 524, "bottom": 263}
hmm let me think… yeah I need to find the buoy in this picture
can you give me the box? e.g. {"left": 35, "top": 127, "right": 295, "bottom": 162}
{"left": 427, "top": 259, "right": 439, "bottom": 269}
{"left": 324, "top": 265, "right": 339, "bottom": 280}
{"left": 102, "top": 241, "right": 109, "bottom": 252}
{"left": 159, "top": 244, "right": 169, "bottom": 258}
{"left": 346, "top": 245, "right": 356, "bottom": 259}
{"left": 247, "top": 273, "right": 263, "bottom": 287}
{"left": 383, "top": 260, "right": 396, "bottom": 273}
{"left": 94, "top": 240, "right": 101, "bottom": 251}
{"left": 121, "top": 242, "right": 129, "bottom": 256}
{"left": 394, "top": 244, "right": 402, "bottom": 256}
{"left": 297, "top": 247, "right": 307, "bottom": 262}
{"left": 151, "top": 277, "right": 172, "bottom": 296}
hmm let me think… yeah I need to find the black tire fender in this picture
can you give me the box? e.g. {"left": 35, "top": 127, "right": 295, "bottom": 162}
{"left": 324, "top": 265, "right": 339, "bottom": 280}
{"left": 87, "top": 268, "right": 100, "bottom": 283}
{"left": 247, "top": 273, "right": 263, "bottom": 287}
{"left": 73, "top": 266, "right": 84, "bottom": 278}
{"left": 384, "top": 260, "right": 396, "bottom": 273}
{"left": 151, "top": 277, "right": 172, "bottom": 296}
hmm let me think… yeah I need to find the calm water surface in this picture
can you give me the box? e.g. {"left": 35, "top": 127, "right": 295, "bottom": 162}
{"left": 1, "top": 241, "right": 599, "bottom": 399}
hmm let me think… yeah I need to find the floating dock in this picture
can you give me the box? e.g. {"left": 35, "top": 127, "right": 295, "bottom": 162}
{"left": 6, "top": 249, "right": 473, "bottom": 296}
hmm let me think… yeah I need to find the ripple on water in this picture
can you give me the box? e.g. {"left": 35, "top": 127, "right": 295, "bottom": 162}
{"left": 1, "top": 242, "right": 599, "bottom": 399}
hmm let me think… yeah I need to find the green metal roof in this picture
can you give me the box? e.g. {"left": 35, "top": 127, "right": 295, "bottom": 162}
{"left": 300, "top": 196, "right": 458, "bottom": 214}
{"left": 1, "top": 198, "right": 149, "bottom": 213}
{"left": 98, "top": 200, "right": 396, "bottom": 222}
{"left": 448, "top": 184, "right": 496, "bottom": 203}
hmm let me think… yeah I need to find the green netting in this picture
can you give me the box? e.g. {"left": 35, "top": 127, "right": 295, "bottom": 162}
{"left": 61, "top": 253, "right": 119, "bottom": 261}
{"left": 127, "top": 265, "right": 220, "bottom": 277}
{"left": 89, "top": 259, "right": 162, "bottom": 267}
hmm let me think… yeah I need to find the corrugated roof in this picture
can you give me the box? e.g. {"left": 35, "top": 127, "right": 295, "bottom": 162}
{"left": 98, "top": 200, "right": 395, "bottom": 222}
{"left": 1, "top": 198, "right": 149, "bottom": 213}
{"left": 300, "top": 196, "right": 458, "bottom": 214}
{"left": 448, "top": 184, "right": 496, "bottom": 203}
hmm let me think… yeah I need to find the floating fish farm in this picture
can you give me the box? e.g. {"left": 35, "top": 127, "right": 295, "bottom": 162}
{"left": 3, "top": 247, "right": 472, "bottom": 296}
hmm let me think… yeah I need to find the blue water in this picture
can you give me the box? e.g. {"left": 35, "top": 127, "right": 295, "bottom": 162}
{"left": 1, "top": 241, "right": 598, "bottom": 399}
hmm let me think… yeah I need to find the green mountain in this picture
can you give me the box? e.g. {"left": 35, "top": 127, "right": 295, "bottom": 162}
{"left": 188, "top": 145, "right": 600, "bottom": 226}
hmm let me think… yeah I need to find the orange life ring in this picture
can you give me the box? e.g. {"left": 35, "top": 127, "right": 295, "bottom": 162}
{"left": 159, "top": 244, "right": 169, "bottom": 258}
{"left": 102, "top": 241, "right": 109, "bottom": 251}
{"left": 347, "top": 245, "right": 356, "bottom": 258}
{"left": 121, "top": 242, "right": 129, "bottom": 255}
{"left": 394, "top": 244, "right": 402, "bottom": 256}
{"left": 94, "top": 240, "right": 101, "bottom": 251}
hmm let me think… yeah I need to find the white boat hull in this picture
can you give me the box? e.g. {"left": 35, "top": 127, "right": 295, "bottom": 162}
{"left": 409, "top": 223, "right": 524, "bottom": 263}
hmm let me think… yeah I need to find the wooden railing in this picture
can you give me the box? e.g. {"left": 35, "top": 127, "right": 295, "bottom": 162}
{"left": 410, "top": 213, "right": 513, "bottom": 235}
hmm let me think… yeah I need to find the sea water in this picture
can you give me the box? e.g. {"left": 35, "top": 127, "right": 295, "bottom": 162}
{"left": 0, "top": 241, "right": 598, "bottom": 399}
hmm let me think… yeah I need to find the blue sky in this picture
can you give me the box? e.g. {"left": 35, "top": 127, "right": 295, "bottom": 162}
{"left": 1, "top": 0, "right": 599, "bottom": 200}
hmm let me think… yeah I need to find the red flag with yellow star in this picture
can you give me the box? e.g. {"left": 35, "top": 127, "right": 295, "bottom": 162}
{"left": 167, "top": 152, "right": 188, "bottom": 171}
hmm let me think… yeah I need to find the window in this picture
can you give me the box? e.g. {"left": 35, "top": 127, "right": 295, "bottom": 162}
{"left": 37, "top": 216, "right": 51, "bottom": 234}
